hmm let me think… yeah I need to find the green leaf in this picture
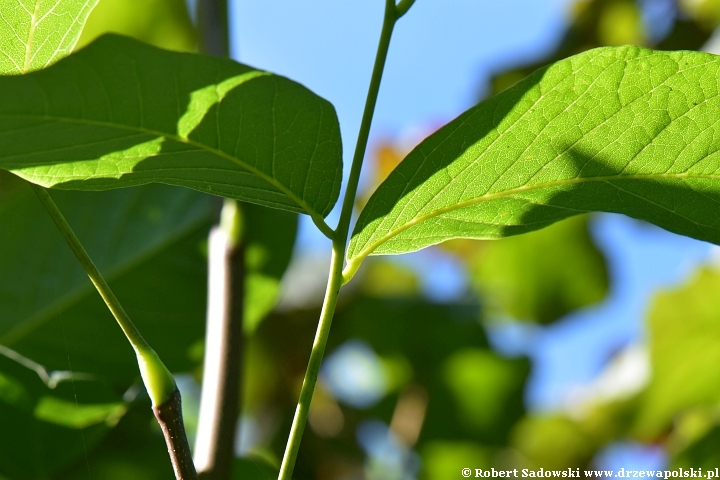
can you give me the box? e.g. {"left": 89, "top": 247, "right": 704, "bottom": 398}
{"left": 0, "top": 34, "right": 343, "bottom": 219}
{"left": 672, "top": 424, "right": 720, "bottom": 470}
{"left": 470, "top": 215, "right": 608, "bottom": 324}
{"left": 421, "top": 442, "right": 492, "bottom": 479}
{"left": 55, "top": 401, "right": 175, "bottom": 480}
{"left": 77, "top": 0, "right": 196, "bottom": 52}
{"left": 243, "top": 204, "right": 297, "bottom": 334}
{"left": 0, "top": 178, "right": 213, "bottom": 382}
{"left": 511, "top": 415, "right": 596, "bottom": 470}
{"left": 0, "top": 0, "right": 98, "bottom": 75}
{"left": 347, "top": 46, "right": 720, "bottom": 272}
{"left": 633, "top": 267, "right": 720, "bottom": 439}
{"left": 0, "top": 350, "right": 123, "bottom": 479}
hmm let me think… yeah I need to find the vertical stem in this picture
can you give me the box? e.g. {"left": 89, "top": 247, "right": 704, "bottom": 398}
{"left": 155, "top": 390, "right": 201, "bottom": 480}
{"left": 278, "top": 242, "right": 345, "bottom": 480}
{"left": 195, "top": 200, "right": 245, "bottom": 480}
{"left": 278, "top": 1, "right": 406, "bottom": 478}
{"left": 335, "top": 0, "right": 397, "bottom": 243}
{"left": 197, "top": 0, "right": 229, "bottom": 57}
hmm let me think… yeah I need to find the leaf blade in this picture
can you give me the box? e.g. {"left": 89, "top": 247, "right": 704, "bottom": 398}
{"left": 348, "top": 46, "right": 720, "bottom": 268}
{"left": 0, "top": 34, "right": 343, "bottom": 218}
{"left": 0, "top": 0, "right": 98, "bottom": 74}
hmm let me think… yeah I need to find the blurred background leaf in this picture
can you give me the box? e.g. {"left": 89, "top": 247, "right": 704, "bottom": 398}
{"left": 0, "top": 351, "right": 124, "bottom": 479}
{"left": 77, "top": 0, "right": 196, "bottom": 52}
{"left": 467, "top": 216, "right": 608, "bottom": 325}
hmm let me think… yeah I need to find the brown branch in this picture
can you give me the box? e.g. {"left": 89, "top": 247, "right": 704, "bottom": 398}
{"left": 194, "top": 202, "right": 245, "bottom": 480}
{"left": 194, "top": 3, "right": 244, "bottom": 479}
{"left": 197, "top": 0, "right": 229, "bottom": 57}
{"left": 154, "top": 389, "right": 199, "bottom": 480}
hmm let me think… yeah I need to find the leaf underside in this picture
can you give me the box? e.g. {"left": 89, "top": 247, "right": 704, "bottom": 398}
{"left": 0, "top": 180, "right": 213, "bottom": 381}
{"left": 0, "top": 34, "right": 343, "bottom": 218}
{"left": 348, "top": 46, "right": 720, "bottom": 266}
{"left": 0, "top": 0, "right": 98, "bottom": 75}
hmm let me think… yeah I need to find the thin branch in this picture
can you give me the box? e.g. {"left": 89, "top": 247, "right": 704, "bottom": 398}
{"left": 194, "top": 2, "right": 244, "bottom": 479}
{"left": 195, "top": 200, "right": 244, "bottom": 480}
{"left": 196, "top": 0, "right": 229, "bottom": 57}
{"left": 155, "top": 389, "right": 201, "bottom": 480}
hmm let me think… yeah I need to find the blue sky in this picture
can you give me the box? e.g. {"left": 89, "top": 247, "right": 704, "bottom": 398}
{"left": 228, "top": 0, "right": 717, "bottom": 414}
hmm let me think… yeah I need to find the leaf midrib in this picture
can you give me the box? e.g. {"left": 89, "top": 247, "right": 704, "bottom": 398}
{"left": 349, "top": 172, "right": 720, "bottom": 262}
{"left": 23, "top": 1, "right": 42, "bottom": 73}
{"left": 1, "top": 113, "right": 327, "bottom": 222}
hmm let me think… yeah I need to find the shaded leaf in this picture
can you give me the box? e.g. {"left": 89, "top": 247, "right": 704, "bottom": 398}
{"left": 470, "top": 215, "right": 608, "bottom": 324}
{"left": 348, "top": 47, "right": 720, "bottom": 272}
{"left": 0, "top": 179, "right": 213, "bottom": 382}
{"left": 672, "top": 423, "right": 720, "bottom": 470}
{"left": 0, "top": 351, "right": 123, "bottom": 479}
{"left": 232, "top": 457, "right": 280, "bottom": 479}
{"left": 0, "top": 0, "right": 98, "bottom": 75}
{"left": 243, "top": 203, "right": 298, "bottom": 334}
{"left": 55, "top": 400, "right": 174, "bottom": 480}
{"left": 0, "top": 34, "right": 342, "bottom": 219}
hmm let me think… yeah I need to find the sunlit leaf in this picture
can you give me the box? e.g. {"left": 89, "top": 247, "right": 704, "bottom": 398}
{"left": 420, "top": 442, "right": 492, "bottom": 480}
{"left": 0, "top": 34, "right": 342, "bottom": 219}
{"left": 0, "top": 0, "right": 98, "bottom": 75}
{"left": 348, "top": 47, "right": 720, "bottom": 272}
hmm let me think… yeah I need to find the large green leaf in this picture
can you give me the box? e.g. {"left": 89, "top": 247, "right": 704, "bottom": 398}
{"left": 0, "top": 34, "right": 342, "bottom": 219}
{"left": 0, "top": 0, "right": 98, "bottom": 75}
{"left": 347, "top": 46, "right": 720, "bottom": 272}
{"left": 470, "top": 215, "right": 608, "bottom": 324}
{"left": 54, "top": 401, "right": 175, "bottom": 480}
{"left": 0, "top": 178, "right": 213, "bottom": 382}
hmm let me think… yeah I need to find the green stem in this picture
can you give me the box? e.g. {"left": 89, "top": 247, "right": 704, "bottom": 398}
{"left": 29, "top": 184, "right": 175, "bottom": 406}
{"left": 395, "top": 0, "right": 416, "bottom": 18}
{"left": 335, "top": 0, "right": 398, "bottom": 244}
{"left": 277, "top": 242, "right": 344, "bottom": 479}
{"left": 277, "top": 1, "right": 408, "bottom": 478}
